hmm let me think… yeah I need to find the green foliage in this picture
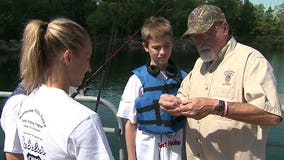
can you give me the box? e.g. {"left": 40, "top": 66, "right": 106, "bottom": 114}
{"left": 237, "top": 0, "right": 256, "bottom": 36}
{"left": 275, "top": 3, "right": 284, "bottom": 36}
{"left": 87, "top": 1, "right": 117, "bottom": 39}
{"left": 0, "top": 0, "right": 283, "bottom": 50}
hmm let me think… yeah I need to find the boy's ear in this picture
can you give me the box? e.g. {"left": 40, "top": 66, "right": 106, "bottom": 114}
{"left": 142, "top": 42, "right": 149, "bottom": 52}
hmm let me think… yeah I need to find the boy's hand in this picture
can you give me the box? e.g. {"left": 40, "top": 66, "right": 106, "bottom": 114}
{"left": 159, "top": 94, "right": 182, "bottom": 116}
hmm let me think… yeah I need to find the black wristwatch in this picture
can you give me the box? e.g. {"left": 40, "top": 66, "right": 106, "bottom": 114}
{"left": 215, "top": 100, "right": 225, "bottom": 115}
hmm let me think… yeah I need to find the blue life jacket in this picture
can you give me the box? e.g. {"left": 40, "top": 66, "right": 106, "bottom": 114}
{"left": 133, "top": 65, "right": 186, "bottom": 134}
{"left": 10, "top": 83, "right": 27, "bottom": 97}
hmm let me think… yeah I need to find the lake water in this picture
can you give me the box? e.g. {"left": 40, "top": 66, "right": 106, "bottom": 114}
{"left": 0, "top": 43, "right": 283, "bottom": 159}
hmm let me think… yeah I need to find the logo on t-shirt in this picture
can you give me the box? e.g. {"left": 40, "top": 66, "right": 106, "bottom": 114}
{"left": 27, "top": 153, "right": 42, "bottom": 160}
{"left": 19, "top": 109, "right": 47, "bottom": 159}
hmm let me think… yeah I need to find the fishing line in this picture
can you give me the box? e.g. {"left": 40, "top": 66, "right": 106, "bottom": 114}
{"left": 71, "top": 0, "right": 172, "bottom": 98}
{"left": 94, "top": 1, "right": 121, "bottom": 112}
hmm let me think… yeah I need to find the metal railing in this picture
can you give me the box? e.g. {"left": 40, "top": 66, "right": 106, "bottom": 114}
{"left": 279, "top": 94, "right": 284, "bottom": 111}
{"left": 73, "top": 94, "right": 125, "bottom": 160}
{"left": 1, "top": 91, "right": 284, "bottom": 159}
{"left": 0, "top": 91, "right": 125, "bottom": 160}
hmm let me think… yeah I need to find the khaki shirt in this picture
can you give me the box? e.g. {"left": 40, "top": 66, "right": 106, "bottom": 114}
{"left": 177, "top": 37, "right": 282, "bottom": 160}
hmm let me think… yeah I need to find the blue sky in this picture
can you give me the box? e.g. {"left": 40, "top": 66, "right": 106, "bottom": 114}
{"left": 250, "top": 0, "right": 284, "bottom": 9}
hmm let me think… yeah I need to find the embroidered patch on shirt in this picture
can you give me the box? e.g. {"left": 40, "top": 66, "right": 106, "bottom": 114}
{"left": 223, "top": 70, "right": 234, "bottom": 85}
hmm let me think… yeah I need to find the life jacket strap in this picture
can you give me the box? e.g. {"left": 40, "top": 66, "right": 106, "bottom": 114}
{"left": 137, "top": 116, "right": 185, "bottom": 126}
{"left": 136, "top": 100, "right": 159, "bottom": 113}
{"left": 137, "top": 100, "right": 185, "bottom": 126}
{"left": 143, "top": 83, "right": 180, "bottom": 93}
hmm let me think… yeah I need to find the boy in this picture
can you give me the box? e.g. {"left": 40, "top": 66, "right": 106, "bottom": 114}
{"left": 117, "top": 16, "right": 187, "bottom": 160}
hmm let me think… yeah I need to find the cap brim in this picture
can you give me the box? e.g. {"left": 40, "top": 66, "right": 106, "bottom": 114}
{"left": 180, "top": 23, "right": 214, "bottom": 39}
{"left": 180, "top": 29, "right": 191, "bottom": 39}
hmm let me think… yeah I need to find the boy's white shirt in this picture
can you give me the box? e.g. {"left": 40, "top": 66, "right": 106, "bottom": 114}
{"left": 117, "top": 74, "right": 141, "bottom": 123}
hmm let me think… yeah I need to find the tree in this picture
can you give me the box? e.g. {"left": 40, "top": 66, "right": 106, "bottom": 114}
{"left": 275, "top": 3, "right": 284, "bottom": 36}
{"left": 86, "top": 1, "right": 117, "bottom": 39}
{"left": 238, "top": 0, "right": 256, "bottom": 35}
{"left": 207, "top": 0, "right": 242, "bottom": 36}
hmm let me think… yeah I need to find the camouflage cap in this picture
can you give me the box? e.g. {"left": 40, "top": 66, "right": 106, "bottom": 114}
{"left": 181, "top": 4, "right": 226, "bottom": 39}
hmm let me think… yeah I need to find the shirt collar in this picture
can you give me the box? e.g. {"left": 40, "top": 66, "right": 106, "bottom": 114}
{"left": 206, "top": 37, "right": 237, "bottom": 72}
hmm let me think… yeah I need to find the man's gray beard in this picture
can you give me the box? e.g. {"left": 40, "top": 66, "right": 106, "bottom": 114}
{"left": 198, "top": 48, "right": 218, "bottom": 62}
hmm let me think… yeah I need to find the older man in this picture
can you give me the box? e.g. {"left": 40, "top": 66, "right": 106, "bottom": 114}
{"left": 159, "top": 4, "right": 282, "bottom": 160}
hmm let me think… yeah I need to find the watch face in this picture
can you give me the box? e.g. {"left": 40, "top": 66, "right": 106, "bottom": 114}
{"left": 216, "top": 100, "right": 225, "bottom": 115}
{"left": 216, "top": 105, "right": 224, "bottom": 112}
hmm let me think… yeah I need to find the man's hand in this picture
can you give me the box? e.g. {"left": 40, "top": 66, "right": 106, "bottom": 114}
{"left": 159, "top": 94, "right": 182, "bottom": 116}
{"left": 180, "top": 97, "right": 217, "bottom": 120}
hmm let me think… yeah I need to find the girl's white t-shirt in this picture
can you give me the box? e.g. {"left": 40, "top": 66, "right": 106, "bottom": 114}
{"left": 1, "top": 94, "right": 26, "bottom": 153}
{"left": 17, "top": 85, "right": 114, "bottom": 160}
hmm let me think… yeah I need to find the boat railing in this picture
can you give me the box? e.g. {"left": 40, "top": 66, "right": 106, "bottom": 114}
{"left": 0, "top": 91, "right": 125, "bottom": 160}
{"left": 1, "top": 91, "right": 284, "bottom": 159}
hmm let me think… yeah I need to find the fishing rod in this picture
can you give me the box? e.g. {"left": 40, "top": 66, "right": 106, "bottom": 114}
{"left": 71, "top": 0, "right": 172, "bottom": 98}
{"left": 94, "top": 1, "right": 121, "bottom": 112}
